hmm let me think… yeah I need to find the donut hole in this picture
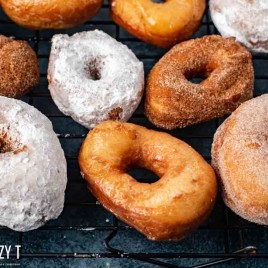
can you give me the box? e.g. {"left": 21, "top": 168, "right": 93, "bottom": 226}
{"left": 152, "top": 0, "right": 166, "bottom": 3}
{"left": 127, "top": 167, "right": 160, "bottom": 183}
{"left": 86, "top": 58, "right": 103, "bottom": 81}
{"left": 185, "top": 68, "right": 211, "bottom": 85}
{"left": 0, "top": 128, "right": 23, "bottom": 154}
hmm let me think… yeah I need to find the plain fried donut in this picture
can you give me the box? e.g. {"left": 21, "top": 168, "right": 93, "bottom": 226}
{"left": 212, "top": 94, "right": 268, "bottom": 225}
{"left": 110, "top": 0, "right": 206, "bottom": 48}
{"left": 145, "top": 35, "right": 254, "bottom": 130}
{"left": 210, "top": 0, "right": 268, "bottom": 53}
{"left": 0, "top": 96, "right": 67, "bottom": 231}
{"left": 0, "top": 35, "right": 39, "bottom": 98}
{"left": 79, "top": 121, "right": 217, "bottom": 241}
{"left": 48, "top": 30, "right": 144, "bottom": 129}
{"left": 1, "top": 0, "right": 103, "bottom": 29}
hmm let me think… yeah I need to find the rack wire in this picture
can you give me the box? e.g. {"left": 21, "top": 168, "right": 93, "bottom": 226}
{"left": 0, "top": 0, "right": 268, "bottom": 267}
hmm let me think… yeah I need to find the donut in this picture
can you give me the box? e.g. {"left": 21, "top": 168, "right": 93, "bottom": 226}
{"left": 0, "top": 35, "right": 39, "bottom": 98}
{"left": 0, "top": 96, "right": 67, "bottom": 231}
{"left": 1, "top": 0, "right": 103, "bottom": 29}
{"left": 110, "top": 0, "right": 206, "bottom": 48}
{"left": 145, "top": 35, "right": 254, "bottom": 130}
{"left": 210, "top": 0, "right": 268, "bottom": 53}
{"left": 79, "top": 121, "right": 217, "bottom": 241}
{"left": 48, "top": 30, "right": 144, "bottom": 129}
{"left": 212, "top": 94, "right": 268, "bottom": 225}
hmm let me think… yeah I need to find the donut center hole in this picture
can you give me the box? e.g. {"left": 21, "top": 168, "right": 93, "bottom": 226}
{"left": 86, "top": 58, "right": 103, "bottom": 81}
{"left": 0, "top": 136, "right": 13, "bottom": 153}
{"left": 185, "top": 69, "right": 210, "bottom": 84}
{"left": 152, "top": 0, "right": 166, "bottom": 3}
{"left": 127, "top": 168, "right": 160, "bottom": 184}
{"left": 0, "top": 128, "right": 24, "bottom": 154}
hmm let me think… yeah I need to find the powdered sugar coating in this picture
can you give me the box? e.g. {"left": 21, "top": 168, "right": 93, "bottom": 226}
{"left": 48, "top": 30, "right": 144, "bottom": 129}
{"left": 0, "top": 97, "right": 67, "bottom": 231}
{"left": 210, "top": 0, "right": 268, "bottom": 53}
{"left": 212, "top": 94, "right": 268, "bottom": 225}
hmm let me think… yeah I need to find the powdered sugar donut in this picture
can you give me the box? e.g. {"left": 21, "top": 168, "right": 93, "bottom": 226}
{"left": 48, "top": 30, "right": 144, "bottom": 129}
{"left": 210, "top": 0, "right": 268, "bottom": 53}
{"left": 0, "top": 97, "right": 67, "bottom": 231}
{"left": 212, "top": 94, "right": 268, "bottom": 225}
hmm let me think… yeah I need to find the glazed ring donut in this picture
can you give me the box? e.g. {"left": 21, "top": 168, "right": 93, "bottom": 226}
{"left": 48, "top": 30, "right": 144, "bottom": 129}
{"left": 212, "top": 94, "right": 268, "bottom": 225}
{"left": 79, "top": 121, "right": 217, "bottom": 241}
{"left": 0, "top": 96, "right": 67, "bottom": 231}
{"left": 210, "top": 0, "right": 268, "bottom": 53}
{"left": 110, "top": 0, "right": 206, "bottom": 48}
{"left": 1, "top": 0, "right": 103, "bottom": 29}
{"left": 145, "top": 35, "right": 254, "bottom": 130}
{"left": 0, "top": 35, "right": 39, "bottom": 98}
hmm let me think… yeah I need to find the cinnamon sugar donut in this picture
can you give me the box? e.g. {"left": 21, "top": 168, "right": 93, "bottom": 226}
{"left": 48, "top": 30, "right": 144, "bottom": 129}
{"left": 110, "top": 0, "right": 206, "bottom": 48}
{"left": 212, "top": 94, "right": 268, "bottom": 225}
{"left": 145, "top": 35, "right": 254, "bottom": 130}
{"left": 79, "top": 121, "right": 217, "bottom": 241}
{"left": 0, "top": 96, "right": 67, "bottom": 231}
{"left": 1, "top": 0, "right": 103, "bottom": 29}
{"left": 0, "top": 35, "right": 39, "bottom": 98}
{"left": 210, "top": 0, "right": 268, "bottom": 53}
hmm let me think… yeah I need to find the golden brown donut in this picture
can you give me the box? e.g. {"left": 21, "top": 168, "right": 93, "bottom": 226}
{"left": 110, "top": 0, "right": 206, "bottom": 48}
{"left": 212, "top": 94, "right": 268, "bottom": 225}
{"left": 79, "top": 121, "right": 217, "bottom": 241}
{"left": 0, "top": 35, "right": 39, "bottom": 98}
{"left": 145, "top": 35, "right": 254, "bottom": 130}
{"left": 1, "top": 0, "right": 103, "bottom": 29}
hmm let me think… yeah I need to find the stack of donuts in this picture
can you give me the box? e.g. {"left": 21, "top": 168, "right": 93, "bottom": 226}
{"left": 0, "top": 0, "right": 267, "bottom": 242}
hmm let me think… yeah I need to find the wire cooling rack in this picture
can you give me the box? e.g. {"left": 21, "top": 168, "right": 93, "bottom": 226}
{"left": 0, "top": 1, "right": 268, "bottom": 267}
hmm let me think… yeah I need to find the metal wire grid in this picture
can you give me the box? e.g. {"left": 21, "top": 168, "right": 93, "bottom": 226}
{"left": 0, "top": 1, "right": 268, "bottom": 267}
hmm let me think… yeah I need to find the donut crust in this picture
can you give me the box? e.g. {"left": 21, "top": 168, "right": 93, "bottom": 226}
{"left": 0, "top": 96, "right": 67, "bottom": 232}
{"left": 0, "top": 35, "right": 39, "bottom": 98}
{"left": 79, "top": 121, "right": 217, "bottom": 241}
{"left": 47, "top": 30, "right": 144, "bottom": 129}
{"left": 1, "top": 0, "right": 103, "bottom": 29}
{"left": 110, "top": 0, "right": 206, "bottom": 48}
{"left": 145, "top": 35, "right": 254, "bottom": 130}
{"left": 212, "top": 95, "right": 268, "bottom": 225}
{"left": 210, "top": 0, "right": 268, "bottom": 53}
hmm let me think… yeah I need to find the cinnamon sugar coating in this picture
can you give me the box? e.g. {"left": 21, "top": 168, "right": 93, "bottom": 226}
{"left": 145, "top": 35, "right": 254, "bottom": 130}
{"left": 0, "top": 35, "right": 39, "bottom": 98}
{"left": 212, "top": 95, "right": 268, "bottom": 225}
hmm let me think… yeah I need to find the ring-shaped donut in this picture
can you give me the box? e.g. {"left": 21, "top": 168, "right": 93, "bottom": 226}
{"left": 145, "top": 35, "right": 254, "bottom": 129}
{"left": 1, "top": 0, "right": 103, "bottom": 29}
{"left": 79, "top": 121, "right": 217, "bottom": 241}
{"left": 110, "top": 0, "right": 206, "bottom": 48}
{"left": 0, "top": 96, "right": 67, "bottom": 231}
{"left": 48, "top": 30, "right": 144, "bottom": 129}
{"left": 212, "top": 94, "right": 268, "bottom": 225}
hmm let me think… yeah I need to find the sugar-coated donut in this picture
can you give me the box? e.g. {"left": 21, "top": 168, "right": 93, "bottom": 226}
{"left": 210, "top": 0, "right": 268, "bottom": 53}
{"left": 48, "top": 30, "right": 144, "bottom": 129}
{"left": 0, "top": 97, "right": 67, "bottom": 232}
{"left": 145, "top": 35, "right": 254, "bottom": 130}
{"left": 110, "top": 0, "right": 206, "bottom": 48}
{"left": 0, "top": 35, "right": 39, "bottom": 98}
{"left": 1, "top": 0, "right": 103, "bottom": 29}
{"left": 79, "top": 121, "right": 217, "bottom": 241}
{"left": 212, "top": 94, "right": 268, "bottom": 225}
